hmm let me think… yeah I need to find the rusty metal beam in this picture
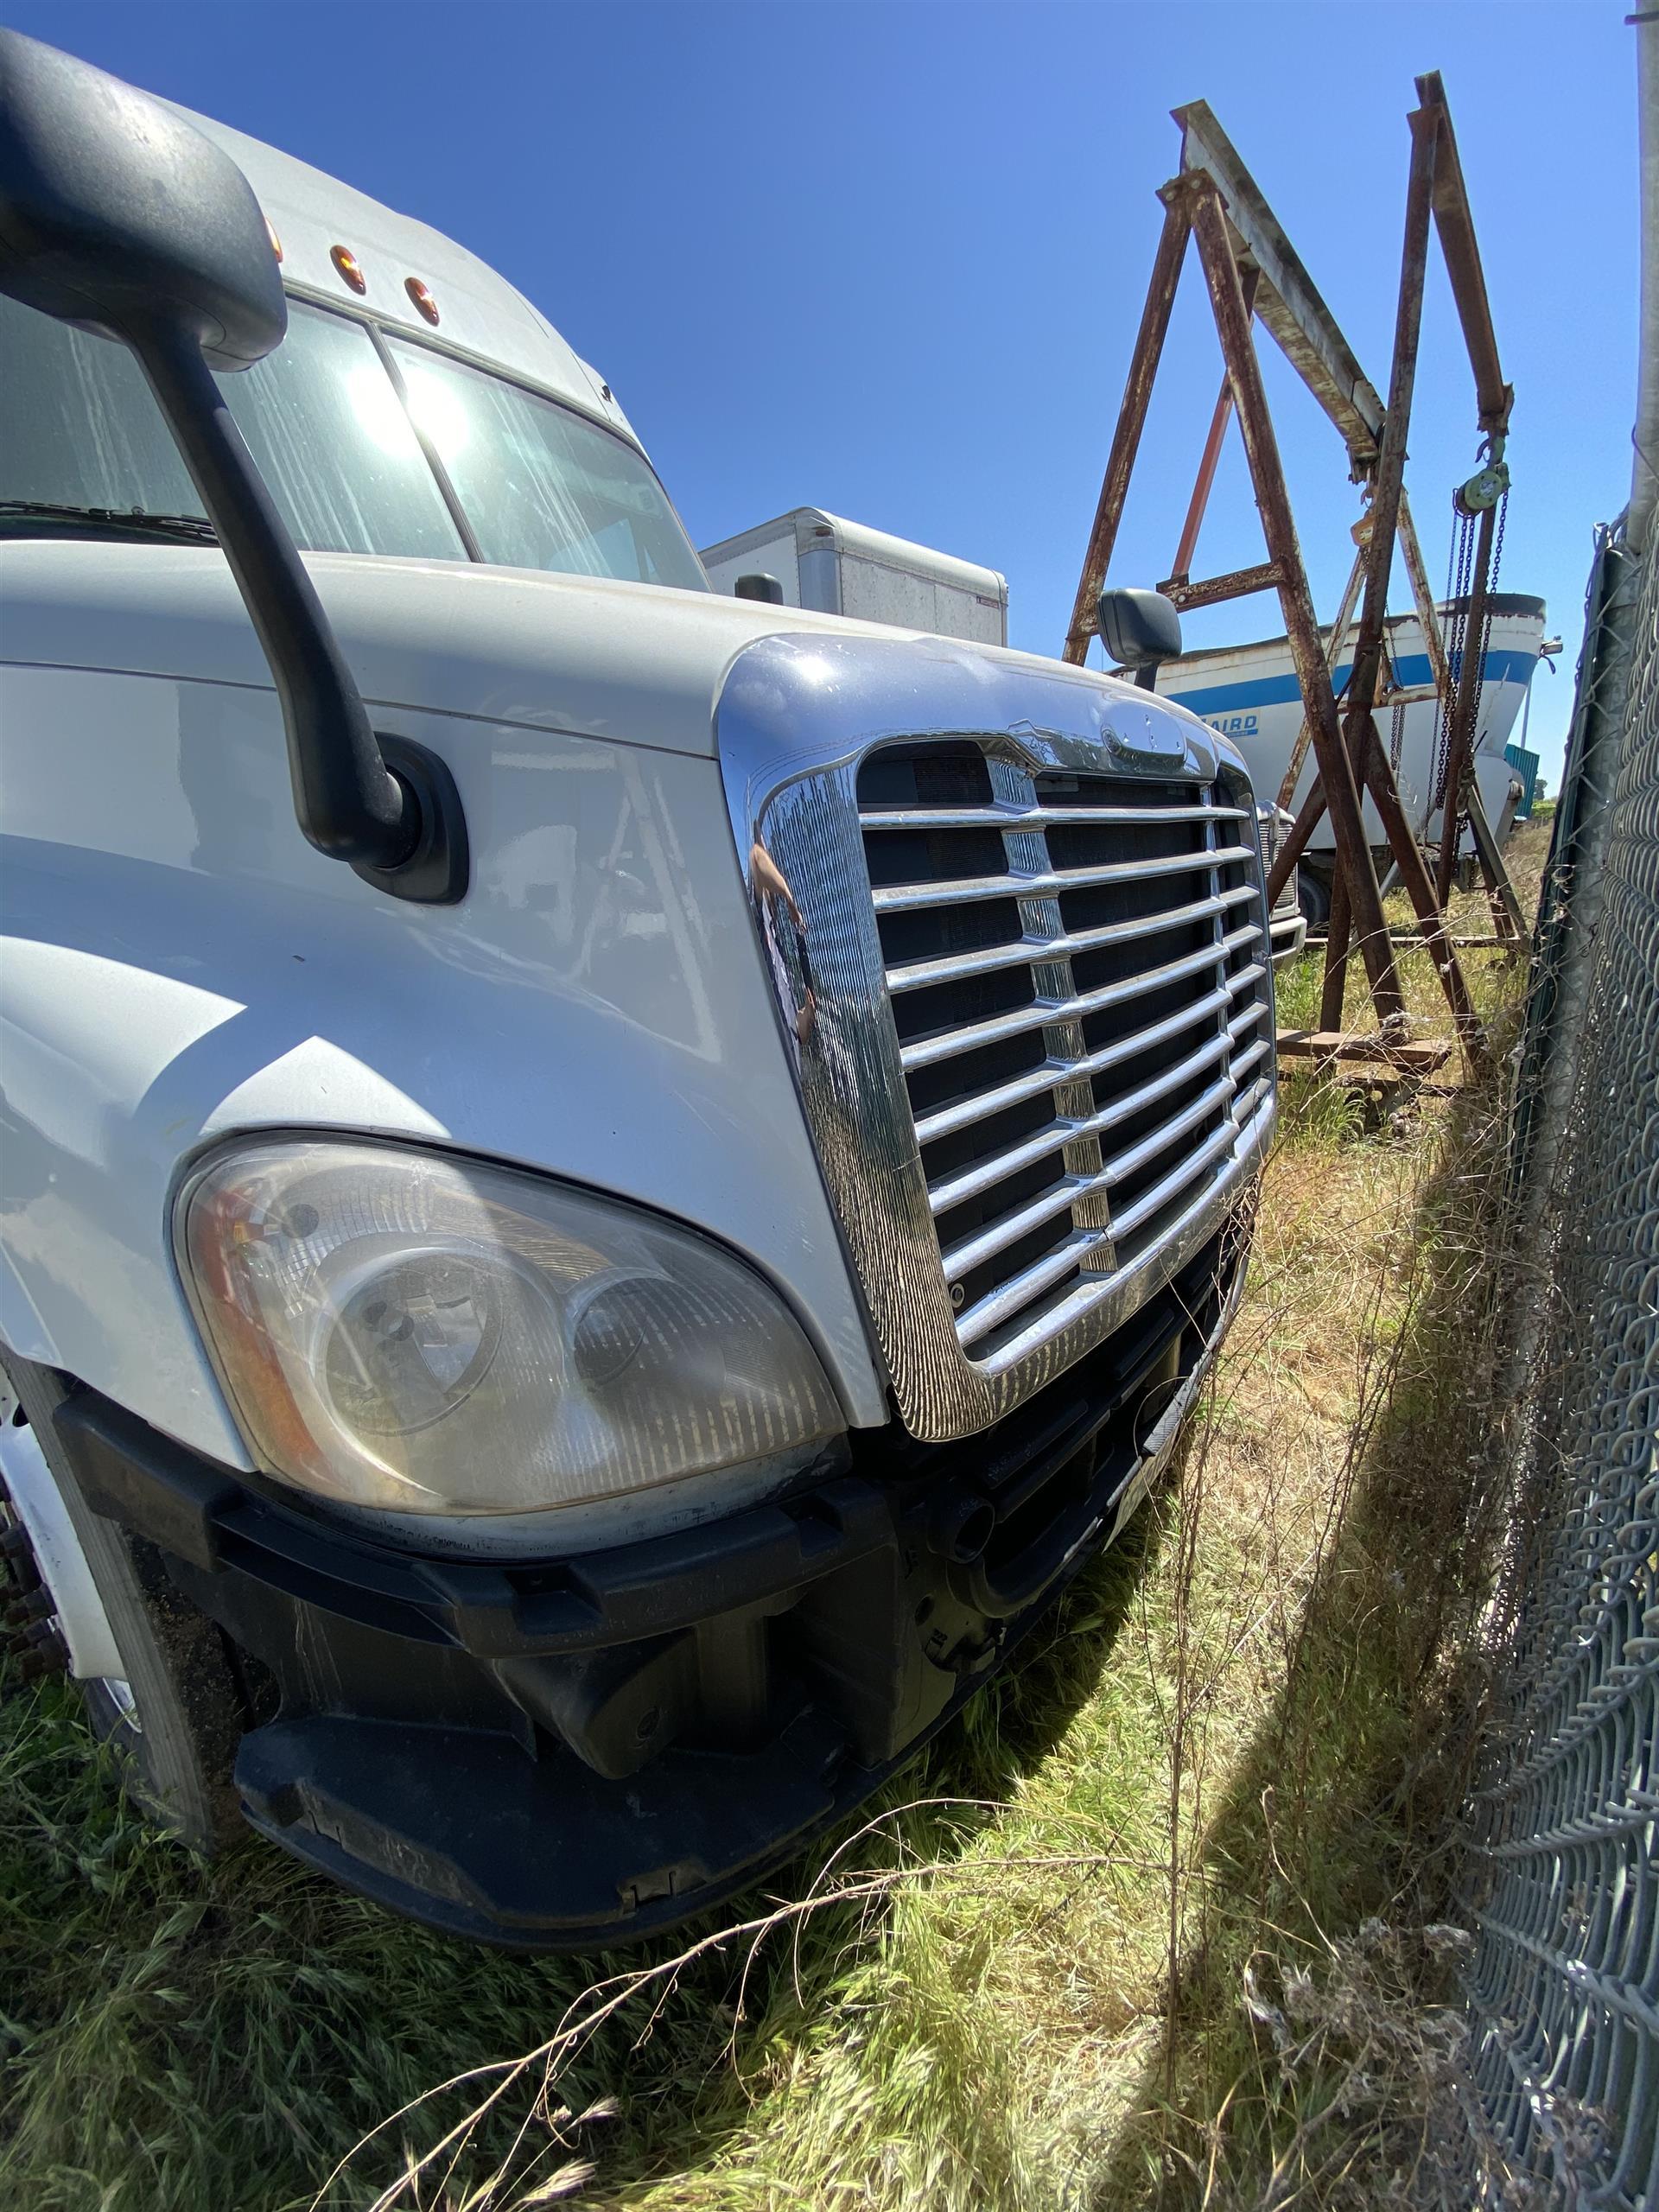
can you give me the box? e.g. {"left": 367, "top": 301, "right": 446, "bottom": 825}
{"left": 1276, "top": 1028, "right": 1452, "bottom": 1074}
{"left": 1380, "top": 682, "right": 1440, "bottom": 708}
{"left": 1414, "top": 73, "right": 1512, "bottom": 435}
{"left": 1312, "top": 103, "right": 1485, "bottom": 1058}
{"left": 1173, "top": 100, "right": 1385, "bottom": 473}
{"left": 1323, "top": 100, "right": 1452, "bottom": 1033}
{"left": 1357, "top": 712, "right": 1486, "bottom": 1060}
{"left": 1343, "top": 106, "right": 1438, "bottom": 756}
{"left": 1265, "top": 769, "right": 1325, "bottom": 907}
{"left": 1465, "top": 779, "right": 1529, "bottom": 939}
{"left": 1274, "top": 533, "right": 1368, "bottom": 812}
{"left": 1319, "top": 863, "right": 1355, "bottom": 1030}
{"left": 1063, "top": 199, "right": 1191, "bottom": 663}
{"left": 1167, "top": 269, "right": 1260, "bottom": 584}
{"left": 1157, "top": 561, "right": 1281, "bottom": 613}
{"left": 1169, "top": 376, "right": 1235, "bottom": 586}
{"left": 1181, "top": 172, "right": 1403, "bottom": 1022}
{"left": 1396, "top": 491, "right": 1452, "bottom": 703}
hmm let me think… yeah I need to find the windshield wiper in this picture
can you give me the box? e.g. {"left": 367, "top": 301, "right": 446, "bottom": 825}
{"left": 0, "top": 500, "right": 217, "bottom": 544}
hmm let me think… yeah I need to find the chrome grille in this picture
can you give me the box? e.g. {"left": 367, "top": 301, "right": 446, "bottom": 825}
{"left": 721, "top": 629, "right": 1276, "bottom": 1441}
{"left": 858, "top": 743, "right": 1274, "bottom": 1370}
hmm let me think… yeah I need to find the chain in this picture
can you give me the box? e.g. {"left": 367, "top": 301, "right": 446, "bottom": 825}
{"left": 1453, "top": 486, "right": 1508, "bottom": 824}
{"left": 1433, "top": 502, "right": 1478, "bottom": 807}
{"left": 1432, "top": 478, "right": 1506, "bottom": 817}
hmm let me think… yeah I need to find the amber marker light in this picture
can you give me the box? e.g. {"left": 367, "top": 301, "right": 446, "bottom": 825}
{"left": 264, "top": 216, "right": 283, "bottom": 263}
{"left": 405, "top": 276, "right": 440, "bottom": 326}
{"left": 331, "top": 244, "right": 367, "bottom": 295}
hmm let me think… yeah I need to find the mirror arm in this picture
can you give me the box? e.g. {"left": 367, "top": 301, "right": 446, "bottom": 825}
{"left": 133, "top": 324, "right": 467, "bottom": 899}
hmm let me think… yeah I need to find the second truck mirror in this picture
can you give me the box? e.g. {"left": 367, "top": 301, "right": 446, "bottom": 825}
{"left": 1096, "top": 588, "right": 1183, "bottom": 687}
{"left": 0, "top": 29, "right": 467, "bottom": 903}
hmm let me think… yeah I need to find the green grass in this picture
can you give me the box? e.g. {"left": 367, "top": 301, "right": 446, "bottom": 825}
{"left": 2, "top": 837, "right": 1545, "bottom": 2210}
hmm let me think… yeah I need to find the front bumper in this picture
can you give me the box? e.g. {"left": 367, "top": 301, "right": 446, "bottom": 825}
{"left": 50, "top": 1211, "right": 1253, "bottom": 1949}
{"left": 1269, "top": 904, "right": 1307, "bottom": 967}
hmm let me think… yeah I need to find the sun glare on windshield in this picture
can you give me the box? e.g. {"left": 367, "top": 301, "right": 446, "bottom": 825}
{"left": 398, "top": 365, "right": 473, "bottom": 466}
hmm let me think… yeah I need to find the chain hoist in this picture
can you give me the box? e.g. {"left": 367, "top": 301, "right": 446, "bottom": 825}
{"left": 1432, "top": 433, "right": 1510, "bottom": 815}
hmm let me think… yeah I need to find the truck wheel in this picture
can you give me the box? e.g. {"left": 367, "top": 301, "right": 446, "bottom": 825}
{"left": 0, "top": 1364, "right": 245, "bottom": 1853}
{"left": 1297, "top": 866, "right": 1333, "bottom": 930}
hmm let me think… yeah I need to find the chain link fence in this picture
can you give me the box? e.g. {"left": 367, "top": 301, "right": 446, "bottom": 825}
{"left": 1459, "top": 513, "right": 1658, "bottom": 2205}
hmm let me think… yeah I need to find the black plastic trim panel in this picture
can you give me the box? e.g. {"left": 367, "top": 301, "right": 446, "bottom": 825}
{"left": 43, "top": 1217, "right": 1251, "bottom": 1948}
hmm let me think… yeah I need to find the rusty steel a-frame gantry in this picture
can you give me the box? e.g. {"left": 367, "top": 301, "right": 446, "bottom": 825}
{"left": 1063, "top": 73, "right": 1524, "bottom": 1060}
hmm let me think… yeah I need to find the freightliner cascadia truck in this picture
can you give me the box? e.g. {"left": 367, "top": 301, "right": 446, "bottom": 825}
{"left": 0, "top": 34, "right": 1275, "bottom": 1946}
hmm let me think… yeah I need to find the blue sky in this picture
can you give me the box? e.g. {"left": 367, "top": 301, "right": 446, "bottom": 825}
{"left": 7, "top": 1, "right": 1639, "bottom": 785}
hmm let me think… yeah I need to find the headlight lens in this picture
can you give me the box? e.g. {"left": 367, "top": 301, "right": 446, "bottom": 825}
{"left": 178, "top": 1140, "right": 842, "bottom": 1517}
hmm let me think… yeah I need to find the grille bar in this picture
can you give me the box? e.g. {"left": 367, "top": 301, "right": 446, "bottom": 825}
{"left": 856, "top": 741, "right": 1274, "bottom": 1377}
{"left": 923, "top": 1025, "right": 1234, "bottom": 1209}
{"left": 979, "top": 1128, "right": 1252, "bottom": 1376}
{"left": 955, "top": 1230, "right": 1108, "bottom": 1349}
{"left": 871, "top": 842, "right": 1258, "bottom": 915}
{"left": 899, "top": 923, "right": 1262, "bottom": 1073}
{"left": 1105, "top": 1110, "right": 1243, "bottom": 1243}
{"left": 940, "top": 1068, "right": 1236, "bottom": 1284}
{"left": 861, "top": 800, "right": 1252, "bottom": 831}
{"left": 913, "top": 984, "right": 1231, "bottom": 1146}
{"left": 885, "top": 881, "right": 1261, "bottom": 995}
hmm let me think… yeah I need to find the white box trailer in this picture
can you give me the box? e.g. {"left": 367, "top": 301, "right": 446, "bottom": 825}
{"left": 701, "top": 507, "right": 1008, "bottom": 646}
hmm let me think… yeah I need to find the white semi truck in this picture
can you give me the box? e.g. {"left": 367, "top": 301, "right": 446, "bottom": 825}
{"left": 0, "top": 34, "right": 1275, "bottom": 1946}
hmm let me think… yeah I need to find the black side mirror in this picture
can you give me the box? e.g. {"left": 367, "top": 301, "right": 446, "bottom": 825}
{"left": 734, "top": 572, "right": 785, "bottom": 605}
{"left": 0, "top": 31, "right": 466, "bottom": 901}
{"left": 1096, "top": 588, "right": 1183, "bottom": 690}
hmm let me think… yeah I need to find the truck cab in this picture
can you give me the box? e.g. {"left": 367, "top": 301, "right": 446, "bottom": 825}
{"left": 0, "top": 34, "right": 1275, "bottom": 1946}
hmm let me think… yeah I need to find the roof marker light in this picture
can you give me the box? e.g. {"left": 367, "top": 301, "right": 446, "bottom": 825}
{"left": 331, "top": 244, "right": 367, "bottom": 295}
{"left": 405, "top": 276, "right": 440, "bottom": 326}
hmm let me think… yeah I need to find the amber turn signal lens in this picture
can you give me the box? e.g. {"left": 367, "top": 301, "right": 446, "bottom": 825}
{"left": 405, "top": 276, "right": 440, "bottom": 326}
{"left": 264, "top": 215, "right": 283, "bottom": 263}
{"left": 330, "top": 244, "right": 367, "bottom": 295}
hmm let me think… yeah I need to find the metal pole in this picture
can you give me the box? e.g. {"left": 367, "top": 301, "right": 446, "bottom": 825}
{"left": 1414, "top": 73, "right": 1514, "bottom": 437}
{"left": 1064, "top": 200, "right": 1192, "bottom": 662}
{"left": 1170, "top": 373, "right": 1235, "bottom": 585}
{"left": 1167, "top": 270, "right": 1256, "bottom": 584}
{"left": 1183, "top": 174, "right": 1405, "bottom": 1022}
{"left": 1319, "top": 863, "right": 1355, "bottom": 1028}
{"left": 1357, "top": 715, "right": 1486, "bottom": 1058}
{"left": 1274, "top": 534, "right": 1367, "bottom": 813}
{"left": 1465, "top": 782, "right": 1529, "bottom": 938}
{"left": 1319, "top": 108, "right": 1437, "bottom": 1027}
{"left": 1343, "top": 107, "right": 1438, "bottom": 759}
{"left": 1397, "top": 490, "right": 1452, "bottom": 699}
{"left": 1265, "top": 770, "right": 1325, "bottom": 907}
{"left": 1319, "top": 101, "right": 1484, "bottom": 1052}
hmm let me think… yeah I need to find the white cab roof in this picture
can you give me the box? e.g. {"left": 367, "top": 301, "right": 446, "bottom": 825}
{"left": 172, "top": 104, "right": 643, "bottom": 449}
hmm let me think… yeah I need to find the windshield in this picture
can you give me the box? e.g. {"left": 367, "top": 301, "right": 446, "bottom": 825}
{"left": 0, "top": 292, "right": 707, "bottom": 590}
{"left": 386, "top": 340, "right": 705, "bottom": 588}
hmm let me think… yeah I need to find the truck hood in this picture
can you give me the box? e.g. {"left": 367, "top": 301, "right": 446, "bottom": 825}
{"left": 0, "top": 542, "right": 1228, "bottom": 764}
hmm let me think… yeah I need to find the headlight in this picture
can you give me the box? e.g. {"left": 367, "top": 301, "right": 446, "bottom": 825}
{"left": 177, "top": 1139, "right": 842, "bottom": 1520}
